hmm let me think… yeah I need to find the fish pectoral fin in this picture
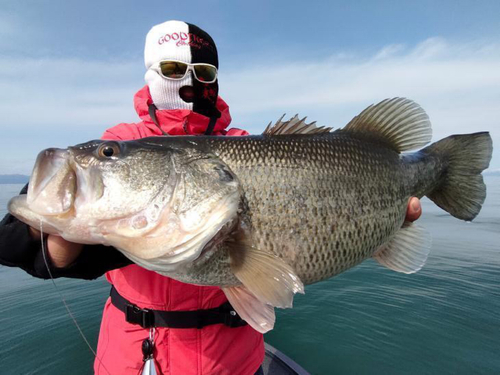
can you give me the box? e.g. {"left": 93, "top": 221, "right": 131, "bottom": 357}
{"left": 222, "top": 286, "right": 276, "bottom": 333}
{"left": 373, "top": 222, "right": 432, "bottom": 274}
{"left": 227, "top": 237, "right": 304, "bottom": 309}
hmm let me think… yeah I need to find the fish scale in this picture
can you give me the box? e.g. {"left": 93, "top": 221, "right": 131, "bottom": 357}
{"left": 202, "top": 133, "right": 410, "bottom": 285}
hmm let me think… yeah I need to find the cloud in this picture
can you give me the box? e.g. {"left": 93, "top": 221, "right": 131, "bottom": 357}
{"left": 222, "top": 37, "right": 500, "bottom": 117}
{"left": 220, "top": 37, "right": 500, "bottom": 169}
{"left": 0, "top": 56, "right": 145, "bottom": 174}
{"left": 0, "top": 57, "right": 143, "bottom": 129}
{"left": 0, "top": 37, "right": 498, "bottom": 174}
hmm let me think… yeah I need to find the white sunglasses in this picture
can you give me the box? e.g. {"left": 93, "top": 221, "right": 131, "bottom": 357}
{"left": 153, "top": 60, "right": 218, "bottom": 83}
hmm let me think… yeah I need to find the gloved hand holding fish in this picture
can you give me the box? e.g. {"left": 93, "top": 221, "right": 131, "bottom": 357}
{"left": 8, "top": 98, "right": 493, "bottom": 333}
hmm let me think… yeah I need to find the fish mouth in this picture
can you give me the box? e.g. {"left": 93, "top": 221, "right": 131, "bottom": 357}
{"left": 27, "top": 148, "right": 76, "bottom": 216}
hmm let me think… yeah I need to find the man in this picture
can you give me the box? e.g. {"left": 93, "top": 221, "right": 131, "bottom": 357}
{"left": 0, "top": 20, "right": 422, "bottom": 374}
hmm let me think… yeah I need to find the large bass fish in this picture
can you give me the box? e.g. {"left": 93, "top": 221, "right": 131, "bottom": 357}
{"left": 9, "top": 98, "right": 493, "bottom": 332}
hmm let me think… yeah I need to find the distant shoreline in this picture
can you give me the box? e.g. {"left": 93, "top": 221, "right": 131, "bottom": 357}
{"left": 0, "top": 175, "right": 29, "bottom": 184}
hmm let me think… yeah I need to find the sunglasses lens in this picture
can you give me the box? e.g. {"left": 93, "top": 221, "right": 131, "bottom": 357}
{"left": 159, "top": 61, "right": 188, "bottom": 79}
{"left": 193, "top": 65, "right": 217, "bottom": 82}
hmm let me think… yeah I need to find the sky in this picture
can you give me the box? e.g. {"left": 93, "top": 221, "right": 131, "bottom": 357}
{"left": 0, "top": 0, "right": 499, "bottom": 174}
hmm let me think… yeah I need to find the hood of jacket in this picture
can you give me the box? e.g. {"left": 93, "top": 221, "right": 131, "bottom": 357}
{"left": 134, "top": 85, "right": 232, "bottom": 136}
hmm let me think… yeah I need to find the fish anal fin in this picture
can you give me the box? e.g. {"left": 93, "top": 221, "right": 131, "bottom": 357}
{"left": 222, "top": 286, "right": 275, "bottom": 333}
{"left": 373, "top": 222, "right": 432, "bottom": 274}
{"left": 343, "top": 98, "right": 432, "bottom": 152}
{"left": 263, "top": 114, "right": 332, "bottom": 135}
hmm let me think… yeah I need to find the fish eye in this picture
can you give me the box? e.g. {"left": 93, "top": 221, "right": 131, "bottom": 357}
{"left": 97, "top": 142, "right": 120, "bottom": 158}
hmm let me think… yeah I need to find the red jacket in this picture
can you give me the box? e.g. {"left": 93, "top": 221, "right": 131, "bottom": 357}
{"left": 94, "top": 86, "right": 264, "bottom": 375}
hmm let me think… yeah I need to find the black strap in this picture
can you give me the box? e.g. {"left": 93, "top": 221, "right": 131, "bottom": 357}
{"left": 204, "top": 116, "right": 218, "bottom": 135}
{"left": 148, "top": 104, "right": 169, "bottom": 136}
{"left": 110, "top": 286, "right": 247, "bottom": 329}
{"left": 204, "top": 105, "right": 222, "bottom": 135}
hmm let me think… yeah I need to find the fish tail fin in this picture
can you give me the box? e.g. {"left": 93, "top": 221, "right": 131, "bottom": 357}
{"left": 422, "top": 132, "right": 493, "bottom": 221}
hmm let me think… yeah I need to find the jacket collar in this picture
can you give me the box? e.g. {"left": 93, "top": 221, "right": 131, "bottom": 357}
{"left": 133, "top": 85, "right": 232, "bottom": 135}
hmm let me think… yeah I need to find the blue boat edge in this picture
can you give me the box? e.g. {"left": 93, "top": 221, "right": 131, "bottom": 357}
{"left": 263, "top": 342, "right": 309, "bottom": 375}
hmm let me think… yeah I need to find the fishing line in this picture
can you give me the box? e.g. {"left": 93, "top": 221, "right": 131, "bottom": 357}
{"left": 39, "top": 221, "right": 111, "bottom": 375}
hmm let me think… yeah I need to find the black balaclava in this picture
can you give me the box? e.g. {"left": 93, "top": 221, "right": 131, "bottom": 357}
{"left": 144, "top": 20, "right": 220, "bottom": 123}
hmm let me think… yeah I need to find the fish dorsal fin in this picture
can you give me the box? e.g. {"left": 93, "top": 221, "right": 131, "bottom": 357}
{"left": 263, "top": 114, "right": 333, "bottom": 135}
{"left": 373, "top": 222, "right": 432, "bottom": 274}
{"left": 343, "top": 98, "right": 432, "bottom": 152}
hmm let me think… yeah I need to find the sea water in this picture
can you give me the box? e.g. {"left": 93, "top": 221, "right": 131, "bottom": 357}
{"left": 0, "top": 178, "right": 499, "bottom": 375}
